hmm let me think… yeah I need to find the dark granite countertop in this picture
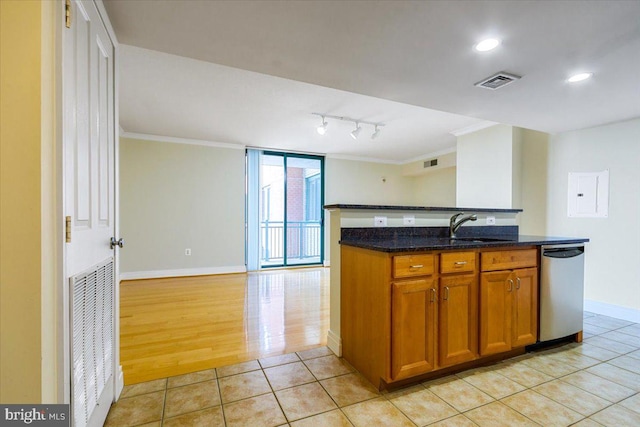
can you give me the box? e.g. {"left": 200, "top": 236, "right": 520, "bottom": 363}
{"left": 324, "top": 204, "right": 523, "bottom": 213}
{"left": 339, "top": 226, "right": 588, "bottom": 252}
{"left": 340, "top": 235, "right": 589, "bottom": 252}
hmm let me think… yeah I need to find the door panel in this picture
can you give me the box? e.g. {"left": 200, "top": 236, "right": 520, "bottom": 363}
{"left": 64, "top": 1, "right": 116, "bottom": 426}
{"left": 439, "top": 274, "right": 478, "bottom": 367}
{"left": 391, "top": 279, "right": 436, "bottom": 380}
{"left": 259, "top": 154, "right": 285, "bottom": 266}
{"left": 66, "top": 0, "right": 115, "bottom": 275}
{"left": 285, "top": 156, "right": 322, "bottom": 266}
{"left": 479, "top": 271, "right": 512, "bottom": 356}
{"left": 513, "top": 268, "right": 538, "bottom": 347}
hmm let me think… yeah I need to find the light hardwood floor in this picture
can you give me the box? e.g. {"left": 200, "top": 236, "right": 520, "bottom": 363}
{"left": 120, "top": 267, "right": 330, "bottom": 384}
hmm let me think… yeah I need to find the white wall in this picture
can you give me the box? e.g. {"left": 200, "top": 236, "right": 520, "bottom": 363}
{"left": 412, "top": 167, "right": 457, "bottom": 207}
{"left": 512, "top": 127, "right": 523, "bottom": 210}
{"left": 519, "top": 129, "right": 550, "bottom": 235}
{"left": 119, "top": 137, "right": 246, "bottom": 278}
{"left": 546, "top": 118, "right": 640, "bottom": 320}
{"left": 325, "top": 157, "right": 414, "bottom": 205}
{"left": 325, "top": 156, "right": 458, "bottom": 208}
{"left": 457, "top": 124, "right": 516, "bottom": 208}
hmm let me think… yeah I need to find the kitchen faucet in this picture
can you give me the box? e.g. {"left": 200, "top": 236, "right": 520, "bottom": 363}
{"left": 449, "top": 213, "right": 477, "bottom": 238}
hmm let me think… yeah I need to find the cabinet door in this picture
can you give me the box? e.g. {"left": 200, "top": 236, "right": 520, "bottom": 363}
{"left": 439, "top": 274, "right": 478, "bottom": 367}
{"left": 512, "top": 268, "right": 538, "bottom": 347}
{"left": 480, "top": 271, "right": 513, "bottom": 356}
{"left": 391, "top": 278, "right": 437, "bottom": 380}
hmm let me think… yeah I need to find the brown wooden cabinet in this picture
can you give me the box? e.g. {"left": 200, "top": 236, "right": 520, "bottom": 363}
{"left": 341, "top": 245, "right": 538, "bottom": 389}
{"left": 391, "top": 278, "right": 437, "bottom": 380}
{"left": 512, "top": 267, "right": 538, "bottom": 348}
{"left": 390, "top": 251, "right": 477, "bottom": 379}
{"left": 439, "top": 273, "right": 478, "bottom": 366}
{"left": 479, "top": 249, "right": 538, "bottom": 356}
{"left": 438, "top": 250, "right": 478, "bottom": 367}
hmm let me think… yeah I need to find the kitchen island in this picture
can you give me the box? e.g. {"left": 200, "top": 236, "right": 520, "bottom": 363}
{"left": 325, "top": 204, "right": 588, "bottom": 390}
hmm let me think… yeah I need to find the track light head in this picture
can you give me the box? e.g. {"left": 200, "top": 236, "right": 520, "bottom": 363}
{"left": 371, "top": 125, "right": 381, "bottom": 140}
{"left": 350, "top": 123, "right": 362, "bottom": 140}
{"left": 316, "top": 116, "right": 328, "bottom": 135}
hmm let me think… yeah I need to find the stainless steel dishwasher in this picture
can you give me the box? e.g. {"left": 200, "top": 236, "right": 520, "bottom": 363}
{"left": 539, "top": 243, "right": 585, "bottom": 341}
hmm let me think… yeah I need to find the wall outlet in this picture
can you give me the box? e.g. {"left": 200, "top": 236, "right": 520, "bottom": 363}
{"left": 486, "top": 216, "right": 496, "bottom": 225}
{"left": 374, "top": 216, "right": 387, "bottom": 227}
{"left": 403, "top": 215, "right": 415, "bottom": 226}
{"left": 185, "top": 248, "right": 191, "bottom": 256}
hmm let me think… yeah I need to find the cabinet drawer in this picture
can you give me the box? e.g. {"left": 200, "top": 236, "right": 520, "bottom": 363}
{"left": 393, "top": 254, "right": 435, "bottom": 278}
{"left": 481, "top": 249, "right": 537, "bottom": 271}
{"left": 441, "top": 251, "right": 476, "bottom": 274}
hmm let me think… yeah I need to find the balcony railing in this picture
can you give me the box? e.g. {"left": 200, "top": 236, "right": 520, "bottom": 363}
{"left": 261, "top": 220, "right": 321, "bottom": 265}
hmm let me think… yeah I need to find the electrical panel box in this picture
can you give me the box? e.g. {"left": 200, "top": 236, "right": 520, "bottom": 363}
{"left": 568, "top": 170, "right": 609, "bottom": 218}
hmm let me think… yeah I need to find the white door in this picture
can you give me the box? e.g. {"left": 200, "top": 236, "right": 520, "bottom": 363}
{"left": 63, "top": 1, "right": 118, "bottom": 426}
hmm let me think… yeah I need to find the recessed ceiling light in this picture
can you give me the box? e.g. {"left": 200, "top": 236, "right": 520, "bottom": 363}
{"left": 475, "top": 38, "right": 500, "bottom": 52}
{"left": 568, "top": 72, "right": 593, "bottom": 83}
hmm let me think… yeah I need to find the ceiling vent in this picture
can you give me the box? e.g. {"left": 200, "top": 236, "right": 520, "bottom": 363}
{"left": 475, "top": 72, "right": 521, "bottom": 90}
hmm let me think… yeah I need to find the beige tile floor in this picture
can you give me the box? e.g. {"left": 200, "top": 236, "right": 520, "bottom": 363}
{"left": 106, "top": 312, "right": 640, "bottom": 426}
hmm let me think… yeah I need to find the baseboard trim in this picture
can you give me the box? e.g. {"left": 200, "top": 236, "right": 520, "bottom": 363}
{"left": 120, "top": 265, "right": 247, "bottom": 281}
{"left": 584, "top": 299, "right": 640, "bottom": 323}
{"left": 115, "top": 366, "right": 124, "bottom": 401}
{"left": 327, "top": 329, "right": 342, "bottom": 357}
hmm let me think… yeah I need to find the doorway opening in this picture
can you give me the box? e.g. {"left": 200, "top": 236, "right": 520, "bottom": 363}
{"left": 247, "top": 150, "right": 324, "bottom": 269}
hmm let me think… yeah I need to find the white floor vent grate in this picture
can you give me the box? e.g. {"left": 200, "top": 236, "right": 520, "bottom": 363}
{"left": 71, "top": 258, "right": 114, "bottom": 427}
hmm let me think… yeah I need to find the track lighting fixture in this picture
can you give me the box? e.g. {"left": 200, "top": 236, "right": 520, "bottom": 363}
{"left": 311, "top": 113, "right": 385, "bottom": 140}
{"left": 316, "top": 116, "right": 328, "bottom": 135}
{"left": 371, "top": 125, "right": 381, "bottom": 140}
{"left": 350, "top": 122, "right": 362, "bottom": 140}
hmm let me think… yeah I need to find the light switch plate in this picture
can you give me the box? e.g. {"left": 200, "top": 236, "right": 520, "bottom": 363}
{"left": 486, "top": 216, "right": 496, "bottom": 225}
{"left": 403, "top": 215, "right": 415, "bottom": 225}
{"left": 374, "top": 216, "right": 387, "bottom": 227}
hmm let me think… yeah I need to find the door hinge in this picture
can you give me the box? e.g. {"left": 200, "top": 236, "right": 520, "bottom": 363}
{"left": 65, "top": 216, "right": 72, "bottom": 243}
{"left": 65, "top": 0, "right": 72, "bottom": 29}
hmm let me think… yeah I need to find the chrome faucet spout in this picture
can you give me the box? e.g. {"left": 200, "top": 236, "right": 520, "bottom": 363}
{"left": 449, "top": 213, "right": 477, "bottom": 238}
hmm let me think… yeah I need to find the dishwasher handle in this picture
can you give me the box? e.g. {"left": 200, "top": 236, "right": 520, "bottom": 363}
{"left": 542, "top": 247, "right": 584, "bottom": 259}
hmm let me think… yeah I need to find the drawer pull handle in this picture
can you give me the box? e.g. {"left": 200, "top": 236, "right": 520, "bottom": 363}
{"left": 409, "top": 264, "right": 423, "bottom": 269}
{"left": 454, "top": 261, "right": 467, "bottom": 266}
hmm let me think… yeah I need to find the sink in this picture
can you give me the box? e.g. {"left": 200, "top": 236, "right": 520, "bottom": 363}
{"left": 450, "top": 237, "right": 513, "bottom": 243}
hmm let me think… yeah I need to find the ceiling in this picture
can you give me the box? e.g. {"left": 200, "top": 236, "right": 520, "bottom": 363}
{"left": 104, "top": 0, "right": 640, "bottom": 164}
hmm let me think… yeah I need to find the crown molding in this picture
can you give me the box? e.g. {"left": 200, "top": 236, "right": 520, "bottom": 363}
{"left": 450, "top": 120, "right": 499, "bottom": 137}
{"left": 120, "top": 131, "right": 245, "bottom": 150}
{"left": 401, "top": 146, "right": 457, "bottom": 164}
{"left": 325, "top": 153, "right": 402, "bottom": 165}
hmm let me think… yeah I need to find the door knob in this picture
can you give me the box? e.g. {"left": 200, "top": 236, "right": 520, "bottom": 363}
{"left": 110, "top": 237, "right": 124, "bottom": 249}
